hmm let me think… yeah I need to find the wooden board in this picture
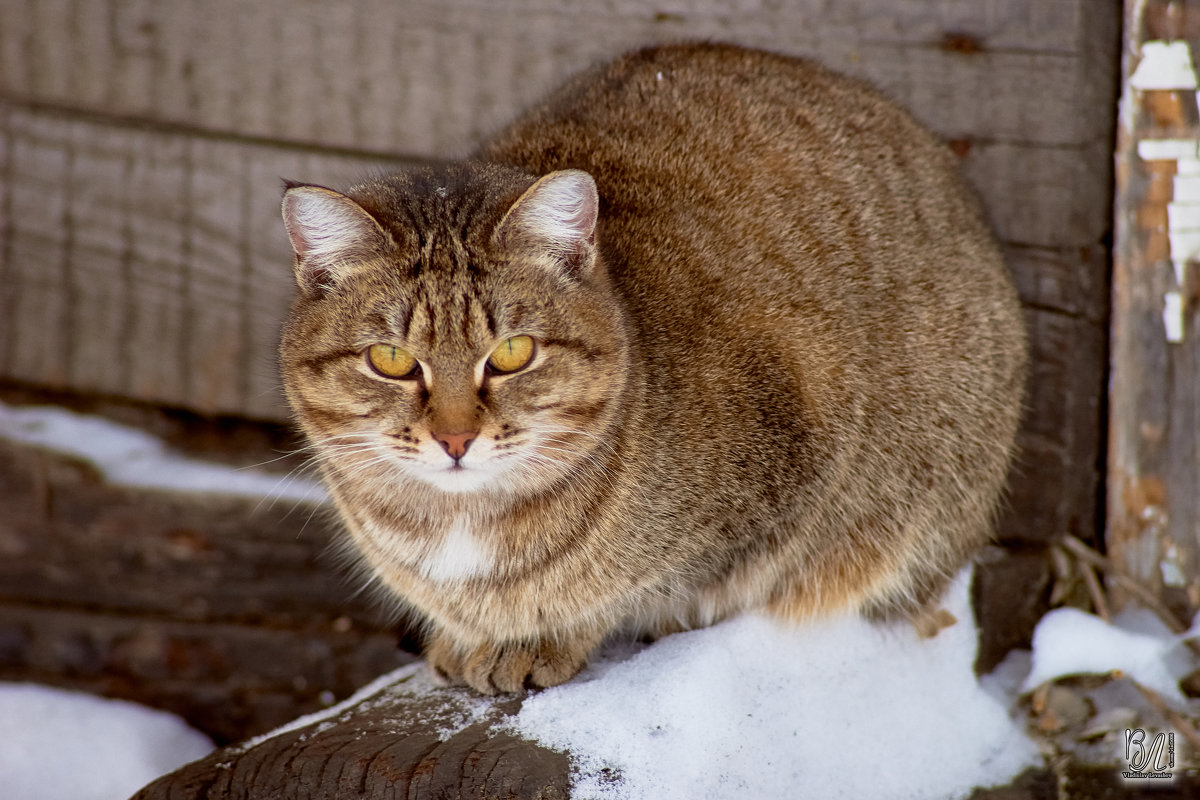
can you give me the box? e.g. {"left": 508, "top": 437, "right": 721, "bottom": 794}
{"left": 1109, "top": 0, "right": 1200, "bottom": 617}
{"left": 0, "top": 102, "right": 410, "bottom": 420}
{"left": 0, "top": 100, "right": 1108, "bottom": 419}
{"left": 0, "top": 0, "right": 1113, "bottom": 153}
{"left": 0, "top": 434, "right": 414, "bottom": 744}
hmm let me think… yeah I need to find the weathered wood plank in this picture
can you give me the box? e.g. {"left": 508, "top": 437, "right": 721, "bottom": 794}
{"left": 0, "top": 605, "right": 411, "bottom": 745}
{"left": 0, "top": 102, "right": 412, "bottom": 419}
{"left": 1109, "top": 0, "right": 1200, "bottom": 618}
{"left": 1004, "top": 244, "right": 1108, "bottom": 323}
{"left": 0, "top": 436, "right": 381, "bottom": 624}
{"left": 962, "top": 137, "right": 1115, "bottom": 248}
{"left": 999, "top": 308, "right": 1106, "bottom": 545}
{"left": 0, "top": 0, "right": 1108, "bottom": 153}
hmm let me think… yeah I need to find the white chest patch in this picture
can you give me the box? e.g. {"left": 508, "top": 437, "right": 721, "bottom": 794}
{"left": 419, "top": 516, "right": 495, "bottom": 583}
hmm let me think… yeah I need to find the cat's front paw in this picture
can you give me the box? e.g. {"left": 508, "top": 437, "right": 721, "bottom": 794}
{"left": 425, "top": 634, "right": 591, "bottom": 695}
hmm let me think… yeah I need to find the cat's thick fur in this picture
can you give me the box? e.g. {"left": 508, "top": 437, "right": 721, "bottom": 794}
{"left": 279, "top": 43, "right": 1027, "bottom": 694}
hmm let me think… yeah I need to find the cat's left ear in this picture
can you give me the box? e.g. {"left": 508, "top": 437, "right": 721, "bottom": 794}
{"left": 281, "top": 182, "right": 391, "bottom": 294}
{"left": 495, "top": 170, "right": 599, "bottom": 279}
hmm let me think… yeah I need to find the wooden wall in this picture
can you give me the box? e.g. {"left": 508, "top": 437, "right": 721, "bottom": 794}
{"left": 0, "top": 0, "right": 1120, "bottom": 547}
{"left": 0, "top": 0, "right": 1122, "bottom": 734}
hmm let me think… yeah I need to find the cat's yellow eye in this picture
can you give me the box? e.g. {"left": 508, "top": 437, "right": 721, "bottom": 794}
{"left": 487, "top": 336, "right": 535, "bottom": 374}
{"left": 366, "top": 344, "right": 419, "bottom": 379}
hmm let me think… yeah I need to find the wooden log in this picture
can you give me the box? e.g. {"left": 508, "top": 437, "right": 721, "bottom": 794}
{"left": 131, "top": 667, "right": 571, "bottom": 800}
{"left": 0, "top": 604, "right": 412, "bottom": 746}
{"left": 0, "top": 422, "right": 413, "bottom": 743}
{"left": 1108, "top": 0, "right": 1200, "bottom": 618}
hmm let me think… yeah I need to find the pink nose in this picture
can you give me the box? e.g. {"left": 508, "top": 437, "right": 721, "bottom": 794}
{"left": 432, "top": 431, "right": 476, "bottom": 460}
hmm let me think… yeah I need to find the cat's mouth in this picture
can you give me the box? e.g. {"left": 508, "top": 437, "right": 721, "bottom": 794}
{"left": 409, "top": 456, "right": 503, "bottom": 494}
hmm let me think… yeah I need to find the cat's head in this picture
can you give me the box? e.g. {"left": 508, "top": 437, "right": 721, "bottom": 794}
{"left": 279, "top": 164, "right": 630, "bottom": 499}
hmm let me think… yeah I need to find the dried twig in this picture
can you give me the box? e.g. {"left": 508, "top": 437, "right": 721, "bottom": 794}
{"left": 1059, "top": 535, "right": 1189, "bottom": 636}
{"left": 1066, "top": 544, "right": 1112, "bottom": 622}
{"left": 1127, "top": 675, "right": 1200, "bottom": 755}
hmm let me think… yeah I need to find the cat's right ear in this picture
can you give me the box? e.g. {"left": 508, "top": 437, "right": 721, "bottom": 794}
{"left": 281, "top": 182, "right": 391, "bottom": 294}
{"left": 494, "top": 170, "right": 599, "bottom": 280}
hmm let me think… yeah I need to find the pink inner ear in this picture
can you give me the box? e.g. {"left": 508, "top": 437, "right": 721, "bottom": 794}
{"left": 281, "top": 195, "right": 316, "bottom": 261}
{"left": 281, "top": 186, "right": 389, "bottom": 292}
{"left": 504, "top": 170, "right": 599, "bottom": 256}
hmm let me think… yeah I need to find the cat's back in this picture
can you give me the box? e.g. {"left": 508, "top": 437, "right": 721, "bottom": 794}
{"left": 480, "top": 42, "right": 1023, "bottom": 389}
{"left": 479, "top": 43, "right": 1011, "bottom": 323}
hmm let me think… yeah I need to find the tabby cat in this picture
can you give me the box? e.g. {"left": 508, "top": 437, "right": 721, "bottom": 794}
{"left": 279, "top": 43, "right": 1027, "bottom": 694}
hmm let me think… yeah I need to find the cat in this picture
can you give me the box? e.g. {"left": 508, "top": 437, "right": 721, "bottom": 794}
{"left": 278, "top": 42, "right": 1028, "bottom": 694}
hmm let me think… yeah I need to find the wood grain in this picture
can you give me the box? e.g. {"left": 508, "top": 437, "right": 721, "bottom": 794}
{"left": 0, "top": 102, "right": 412, "bottom": 419}
{"left": 131, "top": 673, "right": 570, "bottom": 800}
{"left": 0, "top": 0, "right": 1109, "bottom": 153}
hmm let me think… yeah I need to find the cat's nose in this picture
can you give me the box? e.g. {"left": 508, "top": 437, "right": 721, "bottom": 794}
{"left": 433, "top": 431, "right": 476, "bottom": 461}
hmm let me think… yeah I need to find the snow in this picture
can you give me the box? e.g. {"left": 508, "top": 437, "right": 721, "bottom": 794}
{"left": 0, "top": 400, "right": 327, "bottom": 503}
{"left": 232, "top": 661, "right": 496, "bottom": 755}
{"left": 0, "top": 683, "right": 212, "bottom": 800}
{"left": 1023, "top": 606, "right": 1196, "bottom": 707}
{"left": 512, "top": 570, "right": 1040, "bottom": 800}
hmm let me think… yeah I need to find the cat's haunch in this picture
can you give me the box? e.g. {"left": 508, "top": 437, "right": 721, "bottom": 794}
{"left": 279, "top": 42, "right": 1027, "bottom": 695}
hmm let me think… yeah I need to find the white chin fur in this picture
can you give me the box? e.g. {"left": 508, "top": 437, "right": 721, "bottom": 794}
{"left": 412, "top": 463, "right": 502, "bottom": 493}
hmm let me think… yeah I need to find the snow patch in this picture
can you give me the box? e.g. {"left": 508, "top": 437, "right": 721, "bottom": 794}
{"left": 512, "top": 569, "right": 1039, "bottom": 799}
{"left": 0, "top": 683, "right": 213, "bottom": 800}
{"left": 235, "top": 662, "right": 495, "bottom": 754}
{"left": 0, "top": 400, "right": 327, "bottom": 503}
{"left": 1023, "top": 606, "right": 1195, "bottom": 707}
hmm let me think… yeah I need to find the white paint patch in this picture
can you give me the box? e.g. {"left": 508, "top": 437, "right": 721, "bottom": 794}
{"left": 1131, "top": 41, "right": 1199, "bottom": 90}
{"left": 1164, "top": 290, "right": 1185, "bottom": 343}
{"left": 1132, "top": 42, "right": 1200, "bottom": 335}
{"left": 419, "top": 516, "right": 496, "bottom": 583}
{"left": 1137, "top": 138, "right": 1199, "bottom": 161}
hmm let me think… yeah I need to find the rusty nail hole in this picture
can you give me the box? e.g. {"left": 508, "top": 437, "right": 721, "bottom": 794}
{"left": 940, "top": 32, "right": 983, "bottom": 55}
{"left": 948, "top": 138, "right": 972, "bottom": 158}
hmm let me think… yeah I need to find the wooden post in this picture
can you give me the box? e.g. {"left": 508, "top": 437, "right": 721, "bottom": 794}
{"left": 1109, "top": 0, "right": 1200, "bottom": 617}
